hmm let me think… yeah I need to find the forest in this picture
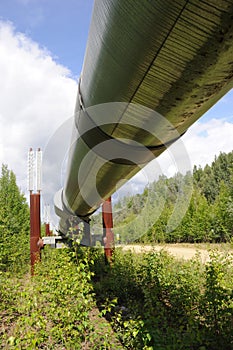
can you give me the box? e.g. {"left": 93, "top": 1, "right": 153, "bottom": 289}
{"left": 106, "top": 151, "right": 233, "bottom": 245}
{"left": 0, "top": 152, "right": 233, "bottom": 349}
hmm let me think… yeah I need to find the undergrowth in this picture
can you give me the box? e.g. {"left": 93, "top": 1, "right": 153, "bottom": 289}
{"left": 91, "top": 248, "right": 233, "bottom": 349}
{"left": 0, "top": 246, "right": 121, "bottom": 349}
{"left": 0, "top": 246, "right": 233, "bottom": 349}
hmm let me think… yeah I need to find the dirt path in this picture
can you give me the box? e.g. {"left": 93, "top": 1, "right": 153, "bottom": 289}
{"left": 121, "top": 244, "right": 231, "bottom": 263}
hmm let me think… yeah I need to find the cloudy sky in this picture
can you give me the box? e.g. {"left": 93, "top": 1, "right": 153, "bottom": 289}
{"left": 0, "top": 1, "right": 93, "bottom": 193}
{"left": 0, "top": 0, "right": 233, "bottom": 223}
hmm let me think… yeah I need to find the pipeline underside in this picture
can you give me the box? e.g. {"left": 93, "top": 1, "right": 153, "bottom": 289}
{"left": 55, "top": 0, "right": 233, "bottom": 230}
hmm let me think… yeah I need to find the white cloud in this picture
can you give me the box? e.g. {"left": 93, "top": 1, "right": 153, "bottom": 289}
{"left": 0, "top": 21, "right": 77, "bottom": 193}
{"left": 126, "top": 113, "right": 233, "bottom": 195}
{"left": 182, "top": 117, "right": 233, "bottom": 169}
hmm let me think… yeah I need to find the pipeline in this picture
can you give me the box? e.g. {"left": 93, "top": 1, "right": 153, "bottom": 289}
{"left": 54, "top": 0, "right": 233, "bottom": 232}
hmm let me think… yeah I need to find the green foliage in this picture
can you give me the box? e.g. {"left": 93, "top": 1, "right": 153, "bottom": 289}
{"left": 92, "top": 248, "right": 233, "bottom": 349}
{"left": 105, "top": 151, "right": 233, "bottom": 244}
{"left": 1, "top": 152, "right": 233, "bottom": 348}
{"left": 1, "top": 245, "right": 233, "bottom": 349}
{"left": 211, "top": 181, "right": 233, "bottom": 242}
{"left": 200, "top": 252, "right": 233, "bottom": 349}
{"left": 0, "top": 246, "right": 122, "bottom": 349}
{"left": 0, "top": 164, "right": 30, "bottom": 273}
{"left": 193, "top": 151, "right": 233, "bottom": 203}
{"left": 31, "top": 248, "right": 94, "bottom": 347}
{"left": 171, "top": 187, "right": 212, "bottom": 243}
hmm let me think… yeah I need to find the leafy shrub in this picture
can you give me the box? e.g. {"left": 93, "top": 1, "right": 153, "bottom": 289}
{"left": 92, "top": 248, "right": 233, "bottom": 349}
{"left": 1, "top": 244, "right": 233, "bottom": 349}
{"left": 2, "top": 247, "right": 104, "bottom": 349}
{"left": 200, "top": 252, "right": 233, "bottom": 349}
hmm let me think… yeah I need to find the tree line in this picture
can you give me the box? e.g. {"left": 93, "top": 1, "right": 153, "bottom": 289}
{"left": 112, "top": 151, "right": 233, "bottom": 244}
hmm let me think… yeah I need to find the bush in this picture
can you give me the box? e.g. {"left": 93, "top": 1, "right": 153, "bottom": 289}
{"left": 92, "top": 248, "right": 233, "bottom": 349}
{"left": 1, "top": 246, "right": 111, "bottom": 349}
{"left": 1, "top": 245, "right": 233, "bottom": 349}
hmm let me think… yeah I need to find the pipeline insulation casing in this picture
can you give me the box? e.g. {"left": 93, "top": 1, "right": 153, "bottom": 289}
{"left": 55, "top": 0, "right": 233, "bottom": 225}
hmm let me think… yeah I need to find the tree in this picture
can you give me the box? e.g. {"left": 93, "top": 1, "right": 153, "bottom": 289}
{"left": 194, "top": 151, "right": 233, "bottom": 203}
{"left": 108, "top": 150, "right": 233, "bottom": 244}
{"left": 211, "top": 181, "right": 233, "bottom": 242}
{"left": 0, "top": 164, "right": 30, "bottom": 272}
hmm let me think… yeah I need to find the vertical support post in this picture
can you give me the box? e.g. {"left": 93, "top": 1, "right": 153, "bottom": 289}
{"left": 44, "top": 204, "right": 51, "bottom": 236}
{"left": 84, "top": 221, "right": 91, "bottom": 247}
{"left": 28, "top": 148, "right": 42, "bottom": 275}
{"left": 30, "top": 192, "right": 41, "bottom": 275}
{"left": 45, "top": 223, "right": 51, "bottom": 236}
{"left": 102, "top": 197, "right": 114, "bottom": 264}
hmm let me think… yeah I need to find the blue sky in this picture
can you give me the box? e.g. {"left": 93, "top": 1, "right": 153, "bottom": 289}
{"left": 0, "top": 0, "right": 232, "bottom": 227}
{"left": 201, "top": 89, "right": 233, "bottom": 123}
{"left": 0, "top": 0, "right": 94, "bottom": 77}
{"left": 1, "top": 0, "right": 232, "bottom": 122}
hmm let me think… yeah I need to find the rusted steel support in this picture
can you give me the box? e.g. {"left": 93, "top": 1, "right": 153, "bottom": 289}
{"left": 45, "top": 223, "right": 51, "bottom": 236}
{"left": 102, "top": 197, "right": 114, "bottom": 264}
{"left": 30, "top": 192, "right": 41, "bottom": 275}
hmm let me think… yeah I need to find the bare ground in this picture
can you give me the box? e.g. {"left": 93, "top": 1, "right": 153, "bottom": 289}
{"left": 121, "top": 243, "right": 233, "bottom": 263}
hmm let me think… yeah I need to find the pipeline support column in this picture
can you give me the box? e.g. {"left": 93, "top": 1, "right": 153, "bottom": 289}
{"left": 30, "top": 192, "right": 41, "bottom": 275}
{"left": 102, "top": 197, "right": 114, "bottom": 263}
{"left": 44, "top": 204, "right": 52, "bottom": 236}
{"left": 28, "top": 148, "right": 43, "bottom": 275}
